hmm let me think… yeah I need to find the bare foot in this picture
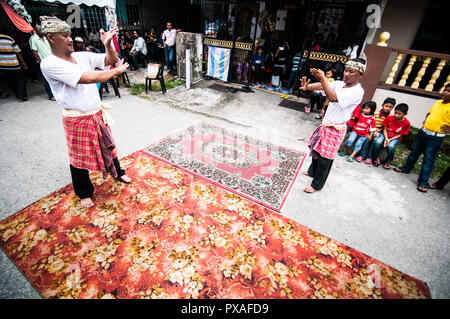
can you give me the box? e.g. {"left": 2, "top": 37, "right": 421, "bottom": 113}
{"left": 304, "top": 186, "right": 317, "bottom": 193}
{"left": 119, "top": 175, "right": 132, "bottom": 183}
{"left": 80, "top": 197, "right": 94, "bottom": 208}
{"left": 301, "top": 171, "right": 311, "bottom": 177}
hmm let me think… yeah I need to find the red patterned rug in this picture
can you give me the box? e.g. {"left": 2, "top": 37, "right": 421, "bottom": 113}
{"left": 0, "top": 151, "right": 430, "bottom": 299}
{"left": 143, "top": 122, "right": 305, "bottom": 212}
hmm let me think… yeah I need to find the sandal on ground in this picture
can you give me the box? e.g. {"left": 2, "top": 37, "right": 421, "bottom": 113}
{"left": 417, "top": 186, "right": 428, "bottom": 193}
{"left": 383, "top": 163, "right": 391, "bottom": 169}
{"left": 347, "top": 157, "right": 355, "bottom": 163}
{"left": 338, "top": 152, "right": 347, "bottom": 157}
{"left": 429, "top": 183, "right": 442, "bottom": 190}
{"left": 372, "top": 161, "right": 380, "bottom": 167}
{"left": 364, "top": 158, "right": 372, "bottom": 164}
{"left": 314, "top": 115, "right": 323, "bottom": 120}
{"left": 304, "top": 107, "right": 311, "bottom": 113}
{"left": 394, "top": 167, "right": 405, "bottom": 173}
{"left": 356, "top": 156, "right": 363, "bottom": 163}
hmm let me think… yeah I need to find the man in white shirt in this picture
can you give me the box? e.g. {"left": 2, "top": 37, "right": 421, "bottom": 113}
{"left": 299, "top": 57, "right": 366, "bottom": 193}
{"left": 162, "top": 21, "right": 179, "bottom": 75}
{"left": 40, "top": 16, "right": 131, "bottom": 208}
{"left": 29, "top": 23, "right": 54, "bottom": 100}
{"left": 88, "top": 28, "right": 100, "bottom": 45}
{"left": 129, "top": 30, "right": 147, "bottom": 70}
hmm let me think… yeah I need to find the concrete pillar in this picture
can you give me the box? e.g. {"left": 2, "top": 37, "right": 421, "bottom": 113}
{"left": 186, "top": 49, "right": 191, "bottom": 89}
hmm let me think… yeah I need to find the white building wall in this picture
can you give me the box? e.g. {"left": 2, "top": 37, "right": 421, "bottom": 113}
{"left": 372, "top": 88, "right": 439, "bottom": 128}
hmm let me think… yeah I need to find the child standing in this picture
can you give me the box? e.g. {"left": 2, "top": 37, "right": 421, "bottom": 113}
{"left": 340, "top": 101, "right": 377, "bottom": 162}
{"left": 360, "top": 97, "right": 396, "bottom": 164}
{"left": 372, "top": 103, "right": 410, "bottom": 169}
{"left": 314, "top": 69, "right": 335, "bottom": 119}
{"left": 305, "top": 69, "right": 334, "bottom": 114}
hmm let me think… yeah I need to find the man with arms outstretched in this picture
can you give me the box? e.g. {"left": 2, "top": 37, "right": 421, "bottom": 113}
{"left": 40, "top": 16, "right": 131, "bottom": 208}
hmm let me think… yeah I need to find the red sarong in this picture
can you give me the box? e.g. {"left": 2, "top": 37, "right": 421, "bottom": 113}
{"left": 62, "top": 111, "right": 118, "bottom": 178}
{"left": 307, "top": 125, "right": 347, "bottom": 160}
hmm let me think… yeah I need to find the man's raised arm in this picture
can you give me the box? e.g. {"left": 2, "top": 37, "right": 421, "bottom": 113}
{"left": 100, "top": 27, "right": 119, "bottom": 66}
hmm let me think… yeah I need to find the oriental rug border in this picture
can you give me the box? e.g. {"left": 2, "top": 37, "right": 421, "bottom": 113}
{"left": 142, "top": 122, "right": 306, "bottom": 212}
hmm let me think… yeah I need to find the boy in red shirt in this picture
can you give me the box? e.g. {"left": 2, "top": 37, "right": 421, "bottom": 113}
{"left": 340, "top": 101, "right": 376, "bottom": 162}
{"left": 371, "top": 103, "right": 410, "bottom": 169}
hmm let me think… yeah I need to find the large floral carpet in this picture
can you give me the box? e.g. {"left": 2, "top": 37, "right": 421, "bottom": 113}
{"left": 143, "top": 122, "right": 305, "bottom": 212}
{"left": 0, "top": 151, "right": 430, "bottom": 299}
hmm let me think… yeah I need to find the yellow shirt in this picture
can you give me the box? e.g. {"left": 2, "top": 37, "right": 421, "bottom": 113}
{"left": 424, "top": 99, "right": 450, "bottom": 133}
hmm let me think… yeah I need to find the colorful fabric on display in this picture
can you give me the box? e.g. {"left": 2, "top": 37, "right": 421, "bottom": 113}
{"left": 308, "top": 125, "right": 347, "bottom": 160}
{"left": 207, "top": 46, "right": 231, "bottom": 82}
{"left": 0, "top": 151, "right": 431, "bottom": 299}
{"left": 62, "top": 111, "right": 118, "bottom": 179}
{"left": 0, "top": 0, "right": 33, "bottom": 33}
{"left": 143, "top": 122, "right": 305, "bottom": 212}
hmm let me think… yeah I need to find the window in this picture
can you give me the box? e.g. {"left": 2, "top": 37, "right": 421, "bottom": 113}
{"left": 125, "top": 0, "right": 142, "bottom": 26}
{"left": 83, "top": 6, "right": 107, "bottom": 31}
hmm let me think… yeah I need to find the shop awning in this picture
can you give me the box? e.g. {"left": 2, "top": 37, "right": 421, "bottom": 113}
{"left": 31, "top": 0, "right": 116, "bottom": 9}
{"left": 0, "top": 0, "right": 33, "bottom": 33}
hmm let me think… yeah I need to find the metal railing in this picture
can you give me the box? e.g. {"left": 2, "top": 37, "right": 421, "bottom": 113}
{"left": 362, "top": 32, "right": 450, "bottom": 102}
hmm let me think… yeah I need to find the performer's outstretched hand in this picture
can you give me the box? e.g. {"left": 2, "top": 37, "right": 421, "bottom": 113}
{"left": 310, "top": 68, "right": 326, "bottom": 81}
{"left": 300, "top": 76, "right": 310, "bottom": 91}
{"left": 115, "top": 59, "right": 129, "bottom": 74}
{"left": 100, "top": 27, "right": 119, "bottom": 47}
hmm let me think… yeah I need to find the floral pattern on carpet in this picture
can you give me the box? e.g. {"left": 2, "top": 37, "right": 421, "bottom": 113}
{"left": 143, "top": 122, "right": 305, "bottom": 212}
{"left": 0, "top": 151, "right": 430, "bottom": 299}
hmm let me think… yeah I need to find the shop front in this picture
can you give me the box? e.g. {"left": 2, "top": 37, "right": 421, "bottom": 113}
{"left": 200, "top": 0, "right": 378, "bottom": 92}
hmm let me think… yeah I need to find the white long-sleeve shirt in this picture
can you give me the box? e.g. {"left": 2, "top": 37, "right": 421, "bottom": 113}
{"left": 132, "top": 37, "right": 147, "bottom": 55}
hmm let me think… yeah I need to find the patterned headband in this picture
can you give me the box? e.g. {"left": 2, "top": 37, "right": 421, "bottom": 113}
{"left": 40, "top": 16, "right": 71, "bottom": 35}
{"left": 345, "top": 59, "right": 366, "bottom": 73}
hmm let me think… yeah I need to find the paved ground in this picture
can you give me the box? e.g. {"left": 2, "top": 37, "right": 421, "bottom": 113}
{"left": 0, "top": 75, "right": 449, "bottom": 299}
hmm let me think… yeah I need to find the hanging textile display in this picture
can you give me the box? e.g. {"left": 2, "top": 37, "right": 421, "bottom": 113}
{"left": 0, "top": 0, "right": 33, "bottom": 33}
{"left": 207, "top": 45, "right": 231, "bottom": 82}
{"left": 2, "top": 0, "right": 32, "bottom": 24}
{"left": 105, "top": 5, "right": 120, "bottom": 54}
{"left": 115, "top": 0, "right": 127, "bottom": 26}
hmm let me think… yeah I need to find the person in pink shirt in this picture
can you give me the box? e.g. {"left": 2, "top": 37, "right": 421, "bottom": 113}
{"left": 162, "top": 21, "right": 181, "bottom": 75}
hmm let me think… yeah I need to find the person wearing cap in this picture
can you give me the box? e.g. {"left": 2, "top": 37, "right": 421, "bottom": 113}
{"left": 39, "top": 16, "right": 131, "bottom": 208}
{"left": 395, "top": 83, "right": 450, "bottom": 192}
{"left": 73, "top": 36, "right": 86, "bottom": 52}
{"left": 29, "top": 23, "right": 54, "bottom": 100}
{"left": 299, "top": 57, "right": 366, "bottom": 193}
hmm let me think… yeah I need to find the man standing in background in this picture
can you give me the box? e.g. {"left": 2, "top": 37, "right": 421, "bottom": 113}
{"left": 0, "top": 27, "right": 28, "bottom": 101}
{"left": 162, "top": 21, "right": 181, "bottom": 75}
{"left": 29, "top": 22, "right": 55, "bottom": 101}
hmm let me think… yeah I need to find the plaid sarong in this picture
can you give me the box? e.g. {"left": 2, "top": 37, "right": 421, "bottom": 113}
{"left": 63, "top": 110, "right": 118, "bottom": 179}
{"left": 307, "top": 124, "right": 347, "bottom": 160}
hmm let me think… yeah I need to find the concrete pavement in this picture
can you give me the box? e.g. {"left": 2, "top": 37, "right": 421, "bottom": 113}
{"left": 0, "top": 78, "right": 448, "bottom": 298}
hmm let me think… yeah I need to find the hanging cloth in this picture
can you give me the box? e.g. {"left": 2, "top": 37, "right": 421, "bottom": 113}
{"left": 0, "top": 1, "right": 33, "bottom": 33}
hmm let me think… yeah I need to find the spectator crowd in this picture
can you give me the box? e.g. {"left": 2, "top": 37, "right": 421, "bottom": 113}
{"left": 0, "top": 21, "right": 180, "bottom": 102}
